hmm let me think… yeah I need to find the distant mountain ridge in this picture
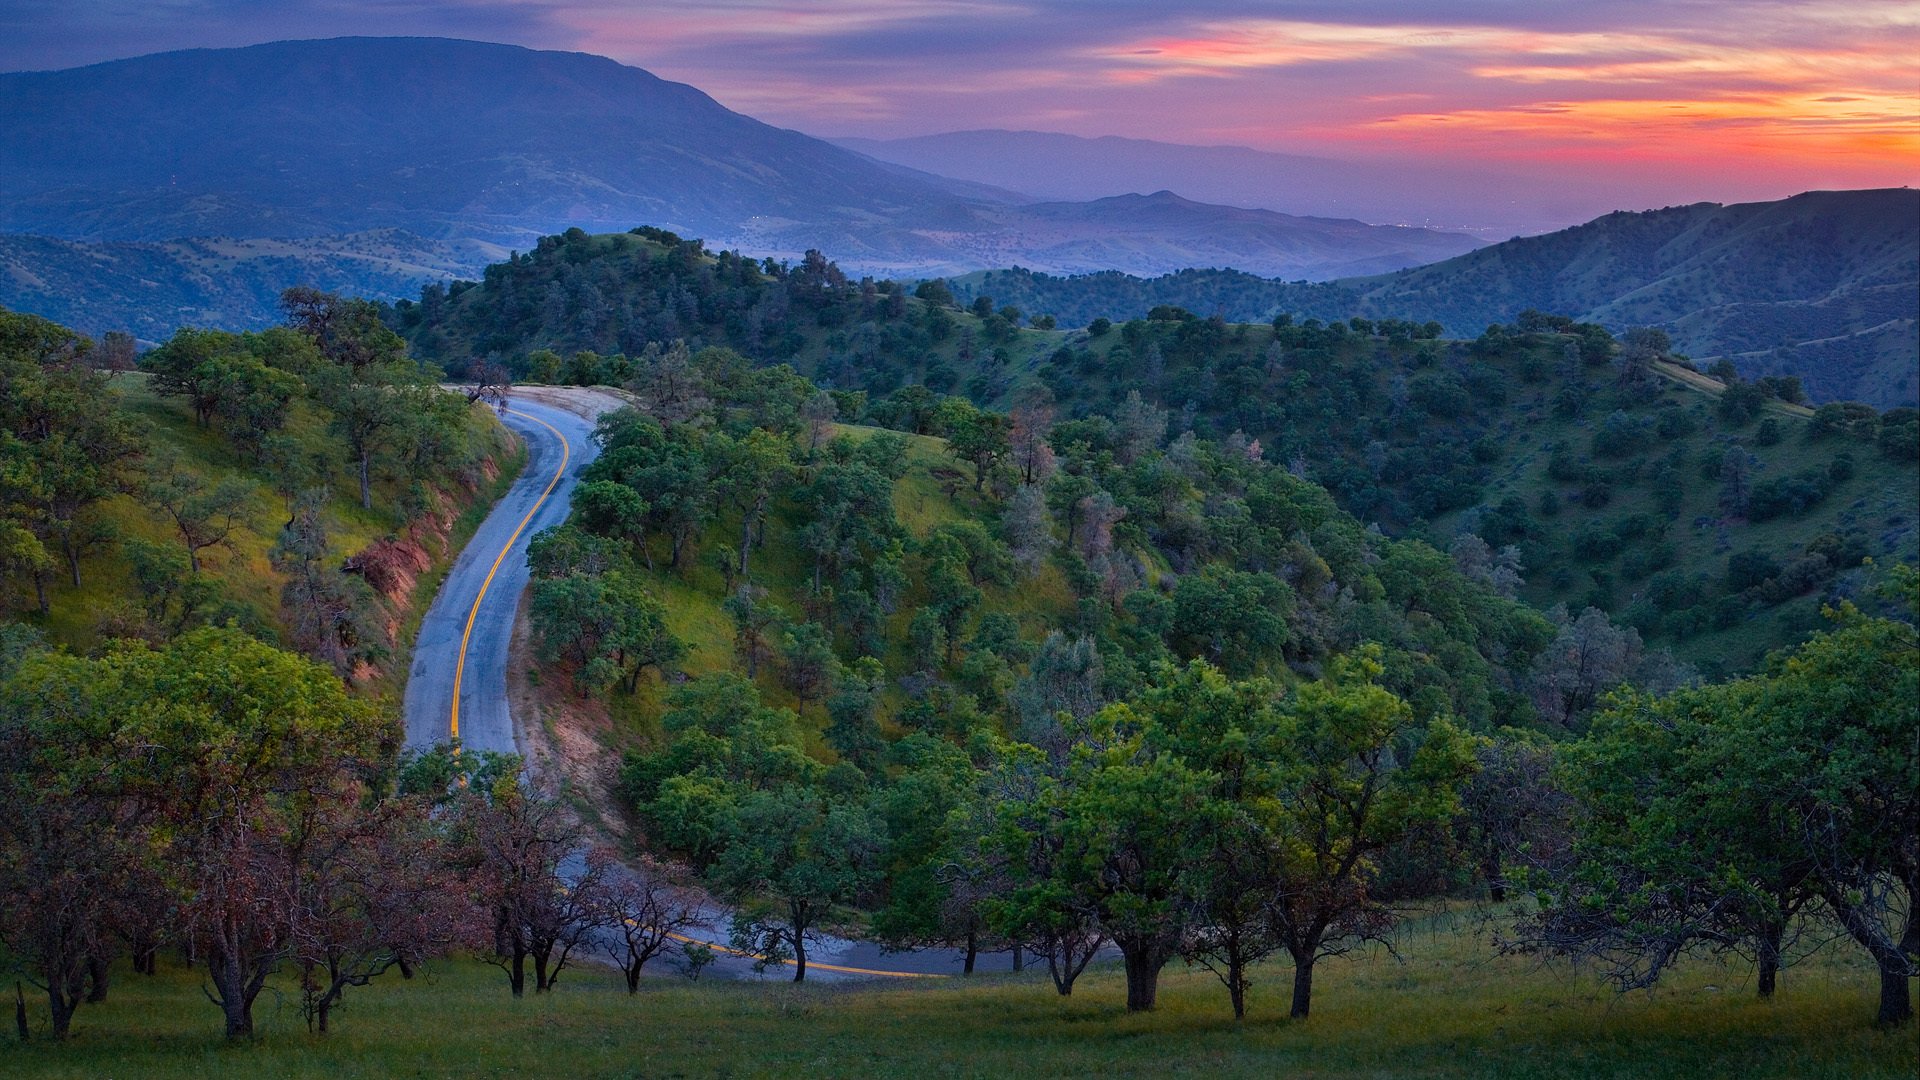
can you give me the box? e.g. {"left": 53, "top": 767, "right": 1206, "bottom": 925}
{"left": 0, "top": 36, "right": 1482, "bottom": 287}
{"left": 942, "top": 190, "right": 1919, "bottom": 407}
{"left": 834, "top": 129, "right": 1627, "bottom": 239}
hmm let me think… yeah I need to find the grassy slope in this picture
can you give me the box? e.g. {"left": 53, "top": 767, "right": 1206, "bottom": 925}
{"left": 588, "top": 421, "right": 1076, "bottom": 758}
{"left": 23, "top": 374, "right": 519, "bottom": 690}
{"left": 1056, "top": 325, "right": 1915, "bottom": 676}
{"left": 4, "top": 915, "right": 1910, "bottom": 1078}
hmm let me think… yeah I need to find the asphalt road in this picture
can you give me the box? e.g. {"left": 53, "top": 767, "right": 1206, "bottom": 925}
{"left": 401, "top": 390, "right": 1034, "bottom": 982}
{"left": 403, "top": 398, "right": 599, "bottom": 754}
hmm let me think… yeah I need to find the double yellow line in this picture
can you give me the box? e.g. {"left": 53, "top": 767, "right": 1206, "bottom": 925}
{"left": 450, "top": 407, "right": 570, "bottom": 742}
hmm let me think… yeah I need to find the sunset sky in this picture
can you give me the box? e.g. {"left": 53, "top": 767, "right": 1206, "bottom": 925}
{"left": 5, "top": 1, "right": 1916, "bottom": 205}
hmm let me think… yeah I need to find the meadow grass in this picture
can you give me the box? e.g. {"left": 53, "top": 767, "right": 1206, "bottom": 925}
{"left": 5, "top": 914, "right": 1911, "bottom": 1079}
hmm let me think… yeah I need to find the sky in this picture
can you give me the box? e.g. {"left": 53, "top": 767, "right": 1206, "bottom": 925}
{"left": 4, "top": 0, "right": 1916, "bottom": 204}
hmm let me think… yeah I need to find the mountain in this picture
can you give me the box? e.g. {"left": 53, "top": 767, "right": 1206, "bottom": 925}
{"left": 0, "top": 231, "right": 506, "bottom": 342}
{"left": 0, "top": 37, "right": 978, "bottom": 249}
{"left": 0, "top": 36, "right": 1481, "bottom": 301}
{"left": 834, "top": 129, "right": 1625, "bottom": 239}
{"left": 937, "top": 190, "right": 1920, "bottom": 407}
{"left": 939, "top": 191, "right": 1482, "bottom": 280}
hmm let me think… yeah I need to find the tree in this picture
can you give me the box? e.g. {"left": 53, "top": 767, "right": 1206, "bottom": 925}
{"left": 1526, "top": 607, "right": 1642, "bottom": 728}
{"left": 723, "top": 584, "right": 785, "bottom": 679}
{"left": 713, "top": 428, "right": 792, "bottom": 579}
{"left": 1457, "top": 735, "right": 1570, "bottom": 903}
{"left": 1061, "top": 743, "right": 1217, "bottom": 1011}
{"left": 1267, "top": 651, "right": 1476, "bottom": 1018}
{"left": 271, "top": 496, "right": 386, "bottom": 674}
{"left": 1167, "top": 568, "right": 1294, "bottom": 677}
{"left": 823, "top": 658, "right": 886, "bottom": 772}
{"left": 943, "top": 402, "right": 1010, "bottom": 491}
{"left": 529, "top": 571, "right": 682, "bottom": 695}
{"left": 1009, "top": 633, "right": 1104, "bottom": 760}
{"left": 1002, "top": 482, "right": 1056, "bottom": 574}
{"left": 462, "top": 778, "right": 612, "bottom": 997}
{"left": 1521, "top": 588, "right": 1917, "bottom": 1024}
{"left": 293, "top": 798, "right": 474, "bottom": 1033}
{"left": 141, "top": 452, "right": 254, "bottom": 573}
{"left": 714, "top": 785, "right": 886, "bottom": 982}
{"left": 1618, "top": 326, "right": 1668, "bottom": 387}
{"left": 779, "top": 620, "right": 838, "bottom": 708}
{"left": 980, "top": 740, "right": 1107, "bottom": 996}
{"left": 0, "top": 651, "right": 159, "bottom": 1039}
{"left": 596, "top": 860, "right": 705, "bottom": 992}
{"left": 16, "top": 628, "right": 390, "bottom": 1040}
{"left": 0, "top": 311, "right": 144, "bottom": 592}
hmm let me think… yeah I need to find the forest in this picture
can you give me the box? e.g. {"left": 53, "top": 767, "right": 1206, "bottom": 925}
{"left": 1, "top": 247, "right": 1915, "bottom": 1062}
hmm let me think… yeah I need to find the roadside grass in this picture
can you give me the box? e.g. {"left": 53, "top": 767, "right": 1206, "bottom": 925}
{"left": 5, "top": 913, "right": 1911, "bottom": 1079}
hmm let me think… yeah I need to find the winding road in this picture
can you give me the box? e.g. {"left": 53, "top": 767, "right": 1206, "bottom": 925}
{"left": 402, "top": 389, "right": 1021, "bottom": 981}
{"left": 404, "top": 398, "right": 599, "bottom": 755}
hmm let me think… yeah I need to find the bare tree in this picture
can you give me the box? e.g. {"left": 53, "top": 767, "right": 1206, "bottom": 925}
{"left": 464, "top": 784, "right": 611, "bottom": 996}
{"left": 595, "top": 860, "right": 705, "bottom": 993}
{"left": 294, "top": 799, "right": 479, "bottom": 1033}
{"left": 467, "top": 362, "right": 513, "bottom": 410}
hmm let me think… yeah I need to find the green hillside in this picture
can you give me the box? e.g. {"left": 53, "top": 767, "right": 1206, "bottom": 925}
{"left": 0, "top": 303, "right": 517, "bottom": 683}
{"left": 942, "top": 190, "right": 1920, "bottom": 409}
{"left": 393, "top": 229, "right": 1919, "bottom": 675}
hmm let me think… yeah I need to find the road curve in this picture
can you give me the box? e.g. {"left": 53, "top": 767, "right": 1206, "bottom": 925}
{"left": 403, "top": 398, "right": 600, "bottom": 754}
{"left": 401, "top": 390, "right": 1026, "bottom": 981}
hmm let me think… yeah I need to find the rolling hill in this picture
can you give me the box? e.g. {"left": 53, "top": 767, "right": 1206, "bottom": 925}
{"left": 394, "top": 228, "right": 1920, "bottom": 675}
{"left": 0, "top": 231, "right": 507, "bottom": 342}
{"left": 939, "top": 190, "right": 1920, "bottom": 408}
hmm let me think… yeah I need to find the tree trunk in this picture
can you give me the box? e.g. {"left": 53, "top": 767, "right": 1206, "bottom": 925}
{"left": 533, "top": 949, "right": 552, "bottom": 993}
{"left": 508, "top": 944, "right": 527, "bottom": 998}
{"left": 740, "top": 517, "right": 754, "bottom": 578}
{"left": 85, "top": 952, "right": 110, "bottom": 1003}
{"left": 132, "top": 930, "right": 158, "bottom": 976}
{"left": 1756, "top": 926, "right": 1783, "bottom": 998}
{"left": 358, "top": 449, "right": 372, "bottom": 509}
{"left": 1290, "top": 956, "right": 1316, "bottom": 1019}
{"left": 1012, "top": 944, "right": 1023, "bottom": 972}
{"left": 15, "top": 982, "right": 28, "bottom": 1042}
{"left": 46, "top": 984, "right": 77, "bottom": 1041}
{"left": 1876, "top": 959, "right": 1912, "bottom": 1027}
{"left": 1484, "top": 854, "right": 1507, "bottom": 902}
{"left": 625, "top": 962, "right": 642, "bottom": 994}
{"left": 791, "top": 933, "right": 807, "bottom": 983}
{"left": 1048, "top": 949, "right": 1073, "bottom": 996}
{"left": 963, "top": 930, "right": 977, "bottom": 975}
{"left": 1121, "top": 944, "right": 1166, "bottom": 1012}
{"left": 1228, "top": 956, "right": 1248, "bottom": 1021}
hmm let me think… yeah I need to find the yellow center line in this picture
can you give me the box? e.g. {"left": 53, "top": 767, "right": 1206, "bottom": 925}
{"left": 665, "top": 931, "right": 944, "bottom": 979}
{"left": 450, "top": 406, "right": 571, "bottom": 742}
